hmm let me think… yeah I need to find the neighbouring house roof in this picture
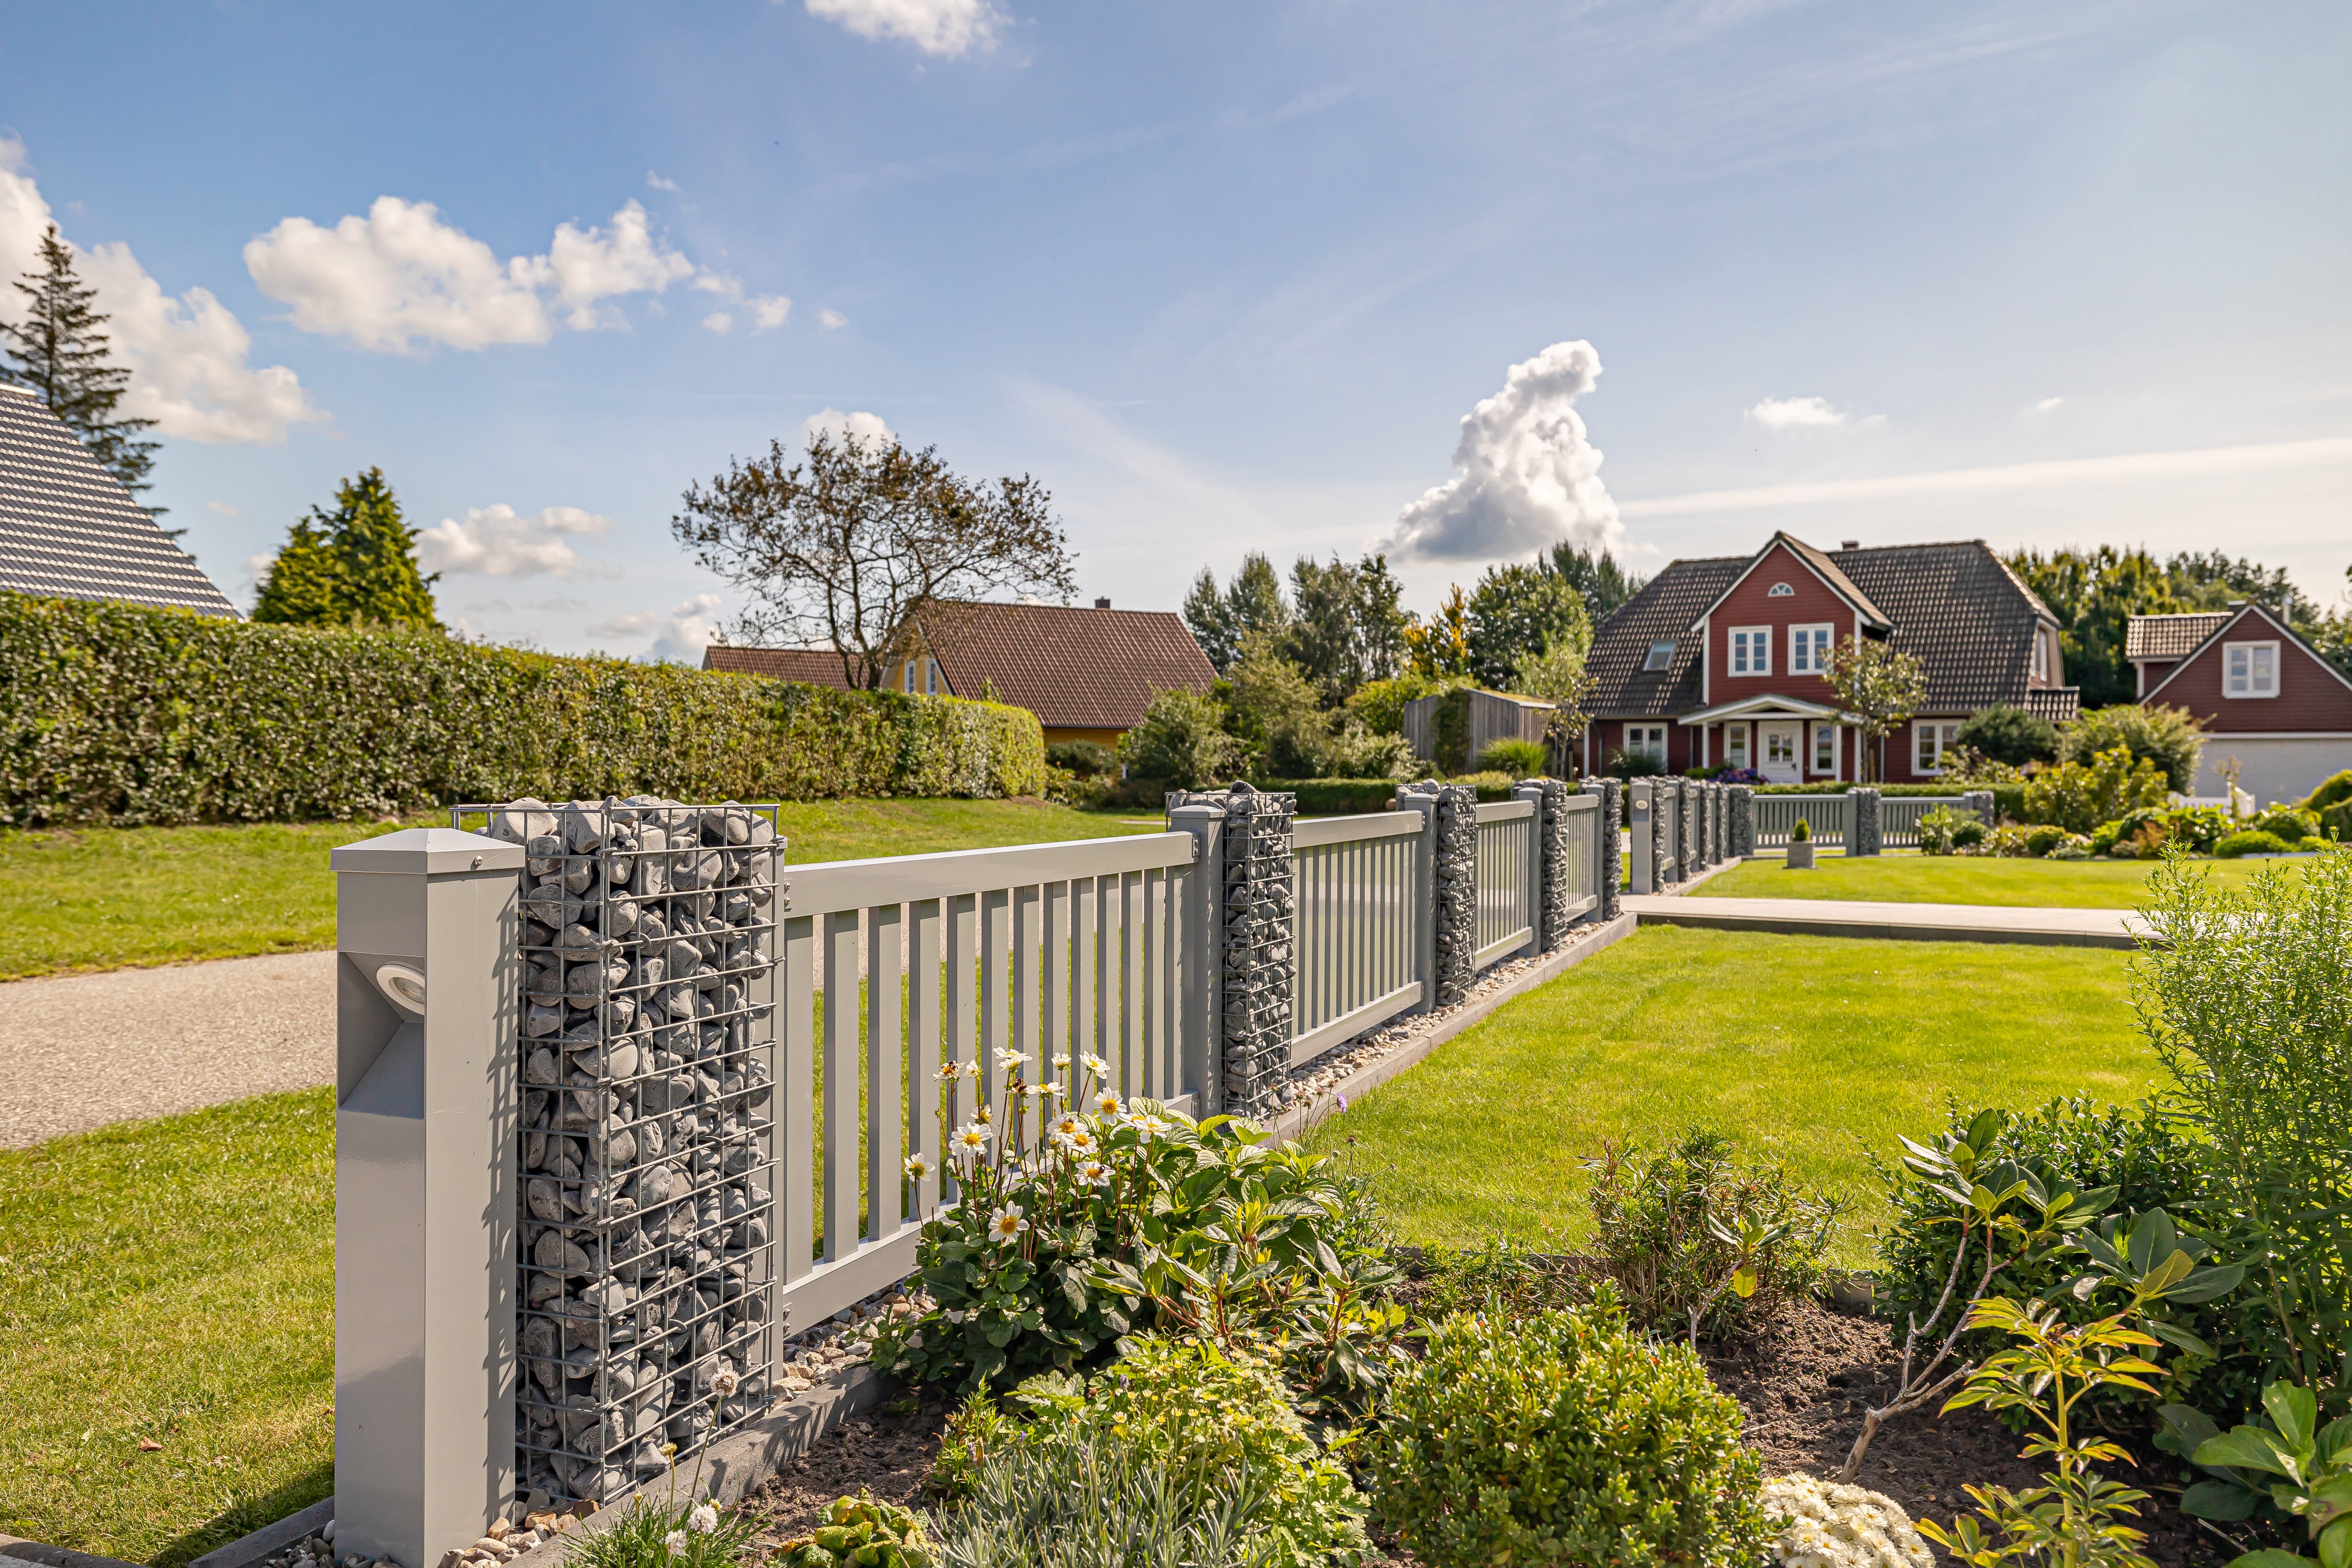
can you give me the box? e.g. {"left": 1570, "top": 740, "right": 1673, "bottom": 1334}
{"left": 2141, "top": 600, "right": 2352, "bottom": 707}
{"left": 701, "top": 645, "right": 864, "bottom": 687}
{"left": 2125, "top": 611, "right": 2233, "bottom": 662}
{"left": 0, "top": 383, "right": 239, "bottom": 616}
{"left": 2024, "top": 687, "right": 2082, "bottom": 724}
{"left": 1586, "top": 536, "right": 2068, "bottom": 718}
{"left": 912, "top": 598, "right": 1216, "bottom": 730}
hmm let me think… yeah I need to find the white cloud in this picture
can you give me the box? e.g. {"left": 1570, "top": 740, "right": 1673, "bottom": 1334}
{"left": 1748, "top": 395, "right": 1850, "bottom": 429}
{"left": 803, "top": 406, "right": 893, "bottom": 446}
{"left": 1384, "top": 339, "right": 1621, "bottom": 563}
{"left": 244, "top": 195, "right": 705, "bottom": 353}
{"left": 0, "top": 138, "right": 327, "bottom": 445}
{"left": 819, "top": 308, "right": 847, "bottom": 329}
{"left": 802, "top": 0, "right": 1004, "bottom": 56}
{"left": 592, "top": 592, "right": 724, "bottom": 662}
{"left": 2029, "top": 396, "right": 2066, "bottom": 413}
{"left": 208, "top": 500, "right": 239, "bottom": 518}
{"left": 702, "top": 311, "right": 735, "bottom": 335}
{"left": 646, "top": 172, "right": 680, "bottom": 193}
{"left": 750, "top": 296, "right": 791, "bottom": 332}
{"left": 414, "top": 504, "right": 619, "bottom": 579}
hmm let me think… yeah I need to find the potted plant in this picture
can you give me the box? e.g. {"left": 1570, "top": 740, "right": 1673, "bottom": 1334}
{"left": 1787, "top": 817, "right": 1815, "bottom": 870}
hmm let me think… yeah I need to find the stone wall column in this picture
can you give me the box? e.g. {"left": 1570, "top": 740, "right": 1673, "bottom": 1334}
{"left": 1399, "top": 780, "right": 1476, "bottom": 1007}
{"left": 1582, "top": 778, "right": 1623, "bottom": 921}
{"left": 1727, "top": 785, "right": 1755, "bottom": 857}
{"left": 1192, "top": 783, "right": 1296, "bottom": 1118}
{"left": 1521, "top": 778, "right": 1574, "bottom": 951}
{"left": 1851, "top": 787, "right": 1882, "bottom": 857}
{"left": 1966, "top": 788, "right": 1997, "bottom": 830}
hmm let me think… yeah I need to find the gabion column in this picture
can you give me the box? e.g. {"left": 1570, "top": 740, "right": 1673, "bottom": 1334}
{"left": 1712, "top": 784, "right": 1728, "bottom": 865}
{"left": 1580, "top": 778, "right": 1623, "bottom": 922}
{"left": 1650, "top": 778, "right": 1677, "bottom": 884}
{"left": 1699, "top": 782, "right": 1718, "bottom": 866}
{"left": 1966, "top": 789, "right": 1997, "bottom": 830}
{"left": 1174, "top": 784, "right": 1296, "bottom": 1117}
{"left": 1681, "top": 779, "right": 1702, "bottom": 871}
{"left": 1520, "top": 779, "right": 1573, "bottom": 951}
{"left": 1400, "top": 780, "right": 1477, "bottom": 1008}
{"left": 475, "top": 797, "right": 781, "bottom": 1508}
{"left": 1851, "top": 787, "right": 1882, "bottom": 857}
{"left": 1727, "top": 786, "right": 1755, "bottom": 858}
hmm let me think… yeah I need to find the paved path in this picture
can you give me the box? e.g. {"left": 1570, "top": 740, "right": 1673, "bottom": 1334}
{"left": 0, "top": 951, "right": 337, "bottom": 1149}
{"left": 1622, "top": 894, "right": 2149, "bottom": 949}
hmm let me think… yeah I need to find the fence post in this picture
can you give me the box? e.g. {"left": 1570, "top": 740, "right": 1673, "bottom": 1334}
{"left": 1966, "top": 788, "right": 1997, "bottom": 830}
{"left": 1852, "top": 787, "right": 1882, "bottom": 857}
{"left": 1711, "top": 783, "right": 1727, "bottom": 865}
{"left": 1699, "top": 781, "right": 1717, "bottom": 866}
{"left": 1659, "top": 778, "right": 1683, "bottom": 884}
{"left": 1628, "top": 780, "right": 1654, "bottom": 894}
{"left": 1518, "top": 779, "right": 1571, "bottom": 951}
{"left": 1681, "top": 779, "right": 1701, "bottom": 872}
{"left": 1393, "top": 788, "right": 1440, "bottom": 1008}
{"left": 1727, "top": 785, "right": 1754, "bottom": 858}
{"left": 1168, "top": 801, "right": 1226, "bottom": 1113}
{"left": 1398, "top": 780, "right": 1476, "bottom": 1008}
{"left": 333, "top": 828, "right": 524, "bottom": 1568}
{"left": 1582, "top": 778, "right": 1623, "bottom": 921}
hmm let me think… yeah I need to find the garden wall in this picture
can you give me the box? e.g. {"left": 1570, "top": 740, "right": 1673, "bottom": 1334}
{"left": 0, "top": 592, "right": 1046, "bottom": 826}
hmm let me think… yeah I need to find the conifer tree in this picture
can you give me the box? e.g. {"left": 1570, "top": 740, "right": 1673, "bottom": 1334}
{"left": 251, "top": 468, "right": 440, "bottom": 629}
{"left": 251, "top": 519, "right": 343, "bottom": 625}
{"left": 2, "top": 225, "right": 160, "bottom": 503}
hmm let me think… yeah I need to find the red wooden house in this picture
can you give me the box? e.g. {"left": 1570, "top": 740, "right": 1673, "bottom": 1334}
{"left": 2127, "top": 604, "right": 2352, "bottom": 804}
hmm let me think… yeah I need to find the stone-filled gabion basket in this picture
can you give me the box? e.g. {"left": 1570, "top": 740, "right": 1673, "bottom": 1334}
{"left": 1400, "top": 781, "right": 1476, "bottom": 1008}
{"left": 1180, "top": 783, "right": 1297, "bottom": 1117}
{"left": 1527, "top": 778, "right": 1574, "bottom": 952}
{"left": 470, "top": 797, "right": 782, "bottom": 1508}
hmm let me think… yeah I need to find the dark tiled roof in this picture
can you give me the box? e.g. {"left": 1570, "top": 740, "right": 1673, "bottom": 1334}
{"left": 0, "top": 384, "right": 238, "bottom": 616}
{"left": 1831, "top": 540, "right": 2053, "bottom": 711}
{"left": 914, "top": 599, "right": 1216, "bottom": 730}
{"left": 2025, "top": 687, "right": 2081, "bottom": 724}
{"left": 1585, "top": 555, "right": 1746, "bottom": 716}
{"left": 701, "top": 645, "right": 864, "bottom": 687}
{"left": 2125, "top": 612, "right": 2232, "bottom": 662}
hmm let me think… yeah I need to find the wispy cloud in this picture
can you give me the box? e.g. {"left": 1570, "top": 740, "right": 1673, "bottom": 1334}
{"left": 1748, "top": 395, "right": 1850, "bottom": 429}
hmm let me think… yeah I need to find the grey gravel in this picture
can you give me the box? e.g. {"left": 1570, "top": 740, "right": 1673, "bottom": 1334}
{"left": 0, "top": 950, "right": 334, "bottom": 1148}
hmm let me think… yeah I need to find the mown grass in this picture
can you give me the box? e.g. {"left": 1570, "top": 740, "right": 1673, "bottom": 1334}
{"left": 0, "top": 799, "right": 1156, "bottom": 982}
{"left": 0, "top": 1089, "right": 337, "bottom": 1566}
{"left": 1307, "top": 925, "right": 2160, "bottom": 1267}
{"left": 1701, "top": 849, "right": 2310, "bottom": 908}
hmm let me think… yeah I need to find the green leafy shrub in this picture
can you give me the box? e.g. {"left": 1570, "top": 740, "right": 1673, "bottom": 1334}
{"left": 1259, "top": 779, "right": 1415, "bottom": 816}
{"left": 2303, "top": 768, "right": 2352, "bottom": 815}
{"left": 1581, "top": 1130, "right": 1842, "bottom": 1342}
{"left": 931, "top": 1338, "right": 1369, "bottom": 1567}
{"left": 1120, "top": 688, "right": 1242, "bottom": 790}
{"left": 0, "top": 591, "right": 1046, "bottom": 825}
{"left": 2060, "top": 703, "right": 2208, "bottom": 794}
{"left": 2050, "top": 833, "right": 2094, "bottom": 859}
{"left": 1981, "top": 822, "right": 2037, "bottom": 857}
{"left": 774, "top": 1496, "right": 930, "bottom": 1568}
{"left": 1791, "top": 816, "right": 1812, "bottom": 842}
{"left": 2214, "top": 830, "right": 2293, "bottom": 858}
{"left": 1471, "top": 737, "right": 1546, "bottom": 777}
{"left": 1409, "top": 1238, "right": 1586, "bottom": 1322}
{"left": 1917, "top": 804, "right": 1984, "bottom": 855}
{"left": 1041, "top": 766, "right": 1113, "bottom": 810}
{"left": 1957, "top": 702, "right": 2062, "bottom": 766}
{"left": 1046, "top": 740, "right": 1119, "bottom": 778}
{"left": 2249, "top": 805, "right": 2322, "bottom": 844}
{"left": 2162, "top": 1378, "right": 2352, "bottom": 1560}
{"left": 1342, "top": 673, "right": 1447, "bottom": 738}
{"left": 2023, "top": 746, "right": 2171, "bottom": 834}
{"left": 1366, "top": 1292, "right": 1774, "bottom": 1568}
{"left": 2025, "top": 823, "right": 2071, "bottom": 857}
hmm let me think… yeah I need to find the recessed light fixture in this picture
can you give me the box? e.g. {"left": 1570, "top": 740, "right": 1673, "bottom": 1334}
{"left": 375, "top": 962, "right": 427, "bottom": 1011}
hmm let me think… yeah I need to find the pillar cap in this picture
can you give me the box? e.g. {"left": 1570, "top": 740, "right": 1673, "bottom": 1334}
{"left": 331, "top": 826, "right": 526, "bottom": 876}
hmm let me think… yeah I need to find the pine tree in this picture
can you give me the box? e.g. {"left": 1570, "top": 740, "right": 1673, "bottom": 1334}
{"left": 2, "top": 225, "right": 161, "bottom": 504}
{"left": 251, "top": 468, "right": 440, "bottom": 629}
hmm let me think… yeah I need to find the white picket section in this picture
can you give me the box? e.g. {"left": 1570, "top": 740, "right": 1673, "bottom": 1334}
{"left": 1878, "top": 795, "right": 1972, "bottom": 849}
{"left": 1287, "top": 812, "right": 1426, "bottom": 1065}
{"left": 1558, "top": 792, "right": 1602, "bottom": 922}
{"left": 1752, "top": 792, "right": 1848, "bottom": 850}
{"left": 1471, "top": 798, "right": 1540, "bottom": 968}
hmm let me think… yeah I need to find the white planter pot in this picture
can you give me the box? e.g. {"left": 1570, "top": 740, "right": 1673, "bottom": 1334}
{"left": 1787, "top": 842, "right": 1816, "bottom": 869}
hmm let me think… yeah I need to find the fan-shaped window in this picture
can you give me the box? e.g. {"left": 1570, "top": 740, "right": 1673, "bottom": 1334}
{"left": 1768, "top": 582, "right": 1795, "bottom": 597}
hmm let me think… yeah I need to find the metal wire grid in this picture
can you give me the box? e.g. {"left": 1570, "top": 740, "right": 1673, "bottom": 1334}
{"left": 455, "top": 798, "right": 783, "bottom": 1507}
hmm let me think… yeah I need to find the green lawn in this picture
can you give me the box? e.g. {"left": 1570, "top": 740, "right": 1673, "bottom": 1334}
{"left": 1700, "top": 850, "right": 2306, "bottom": 908}
{"left": 0, "top": 1090, "right": 336, "bottom": 1566}
{"left": 0, "top": 799, "right": 1157, "bottom": 982}
{"left": 1308, "top": 925, "right": 2159, "bottom": 1266}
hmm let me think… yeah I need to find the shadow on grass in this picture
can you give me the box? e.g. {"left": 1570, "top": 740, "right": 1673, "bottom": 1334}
{"left": 148, "top": 1460, "right": 332, "bottom": 1568}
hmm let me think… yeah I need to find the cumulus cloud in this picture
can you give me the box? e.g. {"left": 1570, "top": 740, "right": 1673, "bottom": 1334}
{"left": 1385, "top": 339, "right": 1621, "bottom": 564}
{"left": 0, "top": 138, "right": 327, "bottom": 445}
{"left": 803, "top": 0, "right": 1004, "bottom": 55}
{"left": 1748, "top": 395, "right": 1849, "bottom": 429}
{"left": 750, "top": 296, "right": 791, "bottom": 332}
{"left": 245, "top": 196, "right": 709, "bottom": 353}
{"left": 819, "top": 308, "right": 847, "bottom": 329}
{"left": 414, "top": 504, "right": 620, "bottom": 579}
{"left": 803, "top": 406, "right": 893, "bottom": 447}
{"left": 592, "top": 592, "right": 725, "bottom": 662}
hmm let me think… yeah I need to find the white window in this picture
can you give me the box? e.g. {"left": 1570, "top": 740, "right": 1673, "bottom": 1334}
{"left": 1725, "top": 725, "right": 1749, "bottom": 769}
{"left": 2031, "top": 630, "right": 2048, "bottom": 681}
{"left": 1625, "top": 724, "right": 1668, "bottom": 768}
{"left": 2224, "top": 641, "right": 2278, "bottom": 698}
{"left": 1643, "top": 640, "right": 1676, "bottom": 672}
{"left": 1730, "top": 626, "right": 1770, "bottom": 677}
{"left": 1914, "top": 721, "right": 1960, "bottom": 774}
{"left": 1789, "top": 624, "right": 1834, "bottom": 675}
{"left": 1813, "top": 723, "right": 1838, "bottom": 774}
{"left": 903, "top": 657, "right": 942, "bottom": 695}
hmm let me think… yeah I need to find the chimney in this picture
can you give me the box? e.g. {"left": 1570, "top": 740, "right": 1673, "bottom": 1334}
{"left": 1093, "top": 596, "right": 1111, "bottom": 609}
{"left": 1840, "top": 540, "right": 1859, "bottom": 550}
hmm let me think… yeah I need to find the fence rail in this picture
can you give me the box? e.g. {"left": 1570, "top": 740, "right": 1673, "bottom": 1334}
{"left": 1471, "top": 798, "right": 1539, "bottom": 968}
{"left": 1752, "top": 792, "right": 1848, "bottom": 851}
{"left": 1288, "top": 811, "right": 1425, "bottom": 1065}
{"left": 1878, "top": 795, "right": 1972, "bottom": 849}
{"left": 1558, "top": 792, "right": 1601, "bottom": 923}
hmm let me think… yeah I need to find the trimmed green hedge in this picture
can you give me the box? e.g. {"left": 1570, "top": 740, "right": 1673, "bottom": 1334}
{"left": 0, "top": 592, "right": 1046, "bottom": 826}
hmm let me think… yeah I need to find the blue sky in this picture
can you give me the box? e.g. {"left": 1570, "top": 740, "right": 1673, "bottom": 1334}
{"left": 4, "top": 0, "right": 2347, "bottom": 658}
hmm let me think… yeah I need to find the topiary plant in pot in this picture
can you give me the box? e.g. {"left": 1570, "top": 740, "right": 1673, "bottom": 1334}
{"left": 1788, "top": 816, "right": 1816, "bottom": 869}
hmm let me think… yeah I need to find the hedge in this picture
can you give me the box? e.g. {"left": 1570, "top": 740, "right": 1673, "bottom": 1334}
{"left": 1753, "top": 780, "right": 2027, "bottom": 821}
{"left": 0, "top": 592, "right": 1047, "bottom": 826}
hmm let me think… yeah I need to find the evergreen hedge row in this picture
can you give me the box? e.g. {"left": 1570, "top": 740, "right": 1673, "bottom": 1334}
{"left": 0, "top": 592, "right": 1047, "bottom": 826}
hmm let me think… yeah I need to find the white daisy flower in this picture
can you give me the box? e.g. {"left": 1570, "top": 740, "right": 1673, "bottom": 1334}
{"left": 1061, "top": 1126, "right": 1098, "bottom": 1154}
{"left": 1050, "top": 1114, "right": 1084, "bottom": 1141}
{"left": 988, "top": 1204, "right": 1029, "bottom": 1243}
{"left": 952, "top": 1122, "right": 992, "bottom": 1155}
{"left": 1052, "top": 1053, "right": 1072, "bottom": 1070}
{"left": 1075, "top": 1160, "right": 1111, "bottom": 1187}
{"left": 1081, "top": 1054, "right": 1111, "bottom": 1078}
{"left": 904, "top": 1152, "right": 936, "bottom": 1181}
{"left": 1026, "top": 1082, "right": 1057, "bottom": 1102}
{"left": 1127, "top": 1113, "right": 1172, "bottom": 1143}
{"left": 1095, "top": 1092, "right": 1122, "bottom": 1117}
{"left": 994, "top": 1049, "right": 1029, "bottom": 1072}
{"left": 934, "top": 1060, "right": 965, "bottom": 1082}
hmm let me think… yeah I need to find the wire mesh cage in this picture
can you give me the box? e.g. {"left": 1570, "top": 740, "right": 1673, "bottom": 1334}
{"left": 458, "top": 796, "right": 783, "bottom": 1507}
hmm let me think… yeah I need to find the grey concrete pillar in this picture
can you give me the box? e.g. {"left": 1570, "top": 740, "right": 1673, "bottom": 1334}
{"left": 1628, "top": 780, "right": 1655, "bottom": 894}
{"left": 1659, "top": 778, "right": 1684, "bottom": 884}
{"left": 1392, "top": 789, "right": 1441, "bottom": 1006}
{"left": 1169, "top": 802, "right": 1225, "bottom": 1113}
{"left": 334, "top": 829, "right": 525, "bottom": 1568}
{"left": 1851, "top": 787, "right": 1882, "bottom": 857}
{"left": 1727, "top": 786, "right": 1755, "bottom": 858}
{"left": 1581, "top": 778, "right": 1623, "bottom": 921}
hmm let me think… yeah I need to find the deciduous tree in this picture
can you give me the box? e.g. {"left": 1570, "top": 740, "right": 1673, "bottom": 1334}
{"left": 1823, "top": 637, "right": 1927, "bottom": 782}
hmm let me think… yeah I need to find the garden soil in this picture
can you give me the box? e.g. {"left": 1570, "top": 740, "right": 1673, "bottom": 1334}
{"left": 738, "top": 1300, "right": 2226, "bottom": 1566}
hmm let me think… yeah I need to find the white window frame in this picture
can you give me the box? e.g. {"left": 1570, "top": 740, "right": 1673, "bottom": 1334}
{"left": 1625, "top": 724, "right": 1668, "bottom": 769}
{"left": 1761, "top": 724, "right": 1799, "bottom": 772}
{"left": 1729, "top": 625, "right": 1771, "bottom": 677}
{"left": 1812, "top": 722, "right": 1838, "bottom": 775}
{"left": 1643, "top": 640, "right": 1676, "bottom": 672}
{"left": 2031, "top": 629, "right": 2048, "bottom": 681}
{"left": 1914, "top": 720, "right": 1960, "bottom": 775}
{"left": 1788, "top": 623, "right": 1834, "bottom": 676}
{"left": 2224, "top": 640, "right": 2279, "bottom": 698}
{"left": 1724, "top": 724, "right": 1750, "bottom": 769}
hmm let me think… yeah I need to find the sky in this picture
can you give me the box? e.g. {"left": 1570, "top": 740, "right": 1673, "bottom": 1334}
{"left": 3, "top": 0, "right": 2348, "bottom": 660}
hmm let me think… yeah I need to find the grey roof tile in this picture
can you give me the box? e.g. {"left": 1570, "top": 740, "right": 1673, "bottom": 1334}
{"left": 2125, "top": 612, "right": 2232, "bottom": 662}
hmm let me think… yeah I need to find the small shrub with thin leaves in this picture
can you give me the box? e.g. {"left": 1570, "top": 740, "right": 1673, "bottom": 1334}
{"left": 1410, "top": 1237, "right": 1585, "bottom": 1322}
{"left": 1365, "top": 1290, "right": 1774, "bottom": 1568}
{"left": 1471, "top": 737, "right": 1546, "bottom": 777}
{"left": 1119, "top": 688, "right": 1241, "bottom": 790}
{"left": 1917, "top": 805, "right": 1983, "bottom": 856}
{"left": 559, "top": 1487, "right": 764, "bottom": 1568}
{"left": 1046, "top": 739, "right": 1119, "bottom": 778}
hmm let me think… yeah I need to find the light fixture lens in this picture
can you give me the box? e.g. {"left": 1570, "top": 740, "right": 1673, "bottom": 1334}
{"left": 375, "top": 962, "right": 427, "bottom": 1011}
